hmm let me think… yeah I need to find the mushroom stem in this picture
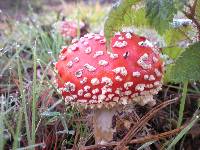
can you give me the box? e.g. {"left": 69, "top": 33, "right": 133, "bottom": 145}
{"left": 93, "top": 107, "right": 116, "bottom": 144}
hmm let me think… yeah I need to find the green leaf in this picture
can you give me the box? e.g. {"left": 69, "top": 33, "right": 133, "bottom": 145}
{"left": 104, "top": 0, "right": 142, "bottom": 43}
{"left": 165, "top": 42, "right": 200, "bottom": 82}
{"left": 162, "top": 28, "right": 189, "bottom": 59}
{"left": 145, "top": 0, "right": 178, "bottom": 34}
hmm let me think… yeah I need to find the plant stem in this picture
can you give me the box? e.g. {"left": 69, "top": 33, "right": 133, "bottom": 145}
{"left": 12, "top": 108, "right": 23, "bottom": 149}
{"left": 31, "top": 41, "right": 37, "bottom": 145}
{"left": 93, "top": 108, "right": 116, "bottom": 144}
{"left": 18, "top": 58, "right": 32, "bottom": 146}
{"left": 177, "top": 81, "right": 188, "bottom": 127}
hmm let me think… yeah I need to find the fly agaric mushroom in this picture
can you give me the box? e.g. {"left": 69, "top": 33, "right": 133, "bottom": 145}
{"left": 57, "top": 20, "right": 86, "bottom": 38}
{"left": 55, "top": 31, "right": 164, "bottom": 144}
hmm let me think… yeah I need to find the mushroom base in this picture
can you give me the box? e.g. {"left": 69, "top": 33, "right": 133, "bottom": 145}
{"left": 93, "top": 108, "right": 117, "bottom": 144}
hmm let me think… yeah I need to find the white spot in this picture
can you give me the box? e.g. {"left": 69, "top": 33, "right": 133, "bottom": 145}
{"left": 92, "top": 95, "right": 97, "bottom": 100}
{"left": 115, "top": 76, "right": 123, "bottom": 82}
{"left": 80, "top": 77, "right": 87, "bottom": 84}
{"left": 152, "top": 47, "right": 160, "bottom": 55}
{"left": 120, "top": 97, "right": 128, "bottom": 105}
{"left": 78, "top": 99, "right": 87, "bottom": 103}
{"left": 92, "top": 88, "right": 99, "bottom": 94}
{"left": 66, "top": 61, "right": 73, "bottom": 68}
{"left": 140, "top": 53, "right": 148, "bottom": 60}
{"left": 153, "top": 57, "right": 158, "bottom": 63}
{"left": 75, "top": 69, "right": 83, "bottom": 78}
{"left": 137, "top": 53, "right": 152, "bottom": 70}
{"left": 78, "top": 90, "right": 84, "bottom": 96}
{"left": 132, "top": 71, "right": 141, "bottom": 77}
{"left": 68, "top": 44, "right": 78, "bottom": 51}
{"left": 115, "top": 88, "right": 122, "bottom": 95}
{"left": 101, "top": 86, "right": 112, "bottom": 94}
{"left": 113, "top": 97, "right": 119, "bottom": 102}
{"left": 112, "top": 67, "right": 128, "bottom": 76}
{"left": 84, "top": 47, "right": 92, "bottom": 54}
{"left": 84, "top": 64, "right": 96, "bottom": 72}
{"left": 154, "top": 68, "right": 162, "bottom": 77}
{"left": 154, "top": 81, "right": 161, "bottom": 87}
{"left": 115, "top": 32, "right": 121, "bottom": 36}
{"left": 91, "top": 78, "right": 100, "bottom": 86}
{"left": 98, "top": 60, "right": 109, "bottom": 66}
{"left": 99, "top": 39, "right": 106, "bottom": 44}
{"left": 144, "top": 75, "right": 149, "bottom": 80}
{"left": 65, "top": 96, "right": 75, "bottom": 101}
{"left": 87, "top": 33, "right": 94, "bottom": 39}
{"left": 124, "top": 90, "right": 132, "bottom": 96}
{"left": 149, "top": 75, "right": 155, "bottom": 81}
{"left": 84, "top": 86, "right": 91, "bottom": 92}
{"left": 135, "top": 84, "right": 145, "bottom": 92}
{"left": 113, "top": 41, "right": 127, "bottom": 48}
{"left": 100, "top": 31, "right": 104, "bottom": 36}
{"left": 108, "top": 94, "right": 115, "bottom": 99}
{"left": 64, "top": 82, "right": 75, "bottom": 92}
{"left": 80, "top": 37, "right": 85, "bottom": 43}
{"left": 72, "top": 38, "right": 78, "bottom": 44}
{"left": 109, "top": 53, "right": 118, "bottom": 59}
{"left": 125, "top": 32, "right": 132, "bottom": 39}
{"left": 59, "top": 53, "right": 67, "bottom": 60}
{"left": 138, "top": 40, "right": 153, "bottom": 47}
{"left": 146, "top": 84, "right": 153, "bottom": 88}
{"left": 94, "top": 35, "right": 101, "bottom": 40}
{"left": 84, "top": 93, "right": 91, "bottom": 98}
{"left": 93, "top": 51, "right": 104, "bottom": 58}
{"left": 101, "top": 77, "right": 113, "bottom": 86}
{"left": 124, "top": 82, "right": 133, "bottom": 90}
{"left": 73, "top": 57, "right": 79, "bottom": 63}
{"left": 83, "top": 41, "right": 89, "bottom": 46}
{"left": 98, "top": 94, "right": 106, "bottom": 102}
{"left": 118, "top": 36, "right": 124, "bottom": 40}
{"left": 123, "top": 52, "right": 130, "bottom": 58}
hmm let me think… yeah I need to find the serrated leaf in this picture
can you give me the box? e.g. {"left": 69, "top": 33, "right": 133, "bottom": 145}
{"left": 124, "top": 8, "right": 150, "bottom": 27}
{"left": 145, "top": 0, "right": 178, "bottom": 34}
{"left": 165, "top": 42, "right": 200, "bottom": 82}
{"left": 104, "top": 0, "right": 141, "bottom": 43}
{"left": 163, "top": 28, "right": 187, "bottom": 59}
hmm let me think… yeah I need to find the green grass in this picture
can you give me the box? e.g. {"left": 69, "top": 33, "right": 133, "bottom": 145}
{"left": 167, "top": 112, "right": 200, "bottom": 150}
{"left": 177, "top": 81, "right": 188, "bottom": 127}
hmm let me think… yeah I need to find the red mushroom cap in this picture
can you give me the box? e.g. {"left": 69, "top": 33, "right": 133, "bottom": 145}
{"left": 58, "top": 20, "right": 85, "bottom": 38}
{"left": 55, "top": 32, "right": 164, "bottom": 108}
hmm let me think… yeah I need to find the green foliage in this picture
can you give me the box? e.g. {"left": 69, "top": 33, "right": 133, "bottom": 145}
{"left": 145, "top": 0, "right": 177, "bottom": 34}
{"left": 166, "top": 113, "right": 200, "bottom": 150}
{"left": 165, "top": 42, "right": 200, "bottom": 82}
{"left": 104, "top": 0, "right": 141, "bottom": 43}
{"left": 162, "top": 27, "right": 190, "bottom": 59}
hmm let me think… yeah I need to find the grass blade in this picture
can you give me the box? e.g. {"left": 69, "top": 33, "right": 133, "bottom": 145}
{"left": 177, "top": 81, "right": 188, "bottom": 127}
{"left": 18, "top": 58, "right": 32, "bottom": 146}
{"left": 31, "top": 41, "right": 37, "bottom": 145}
{"left": 166, "top": 114, "right": 199, "bottom": 150}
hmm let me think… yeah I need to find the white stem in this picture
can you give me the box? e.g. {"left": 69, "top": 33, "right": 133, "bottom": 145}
{"left": 93, "top": 108, "right": 116, "bottom": 144}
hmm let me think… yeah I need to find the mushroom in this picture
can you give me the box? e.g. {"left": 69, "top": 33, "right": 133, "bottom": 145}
{"left": 57, "top": 20, "right": 86, "bottom": 38}
{"left": 55, "top": 32, "right": 164, "bottom": 144}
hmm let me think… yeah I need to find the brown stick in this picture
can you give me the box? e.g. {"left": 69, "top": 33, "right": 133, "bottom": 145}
{"left": 183, "top": 0, "right": 200, "bottom": 40}
{"left": 114, "top": 98, "right": 178, "bottom": 150}
{"left": 81, "top": 124, "right": 185, "bottom": 150}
